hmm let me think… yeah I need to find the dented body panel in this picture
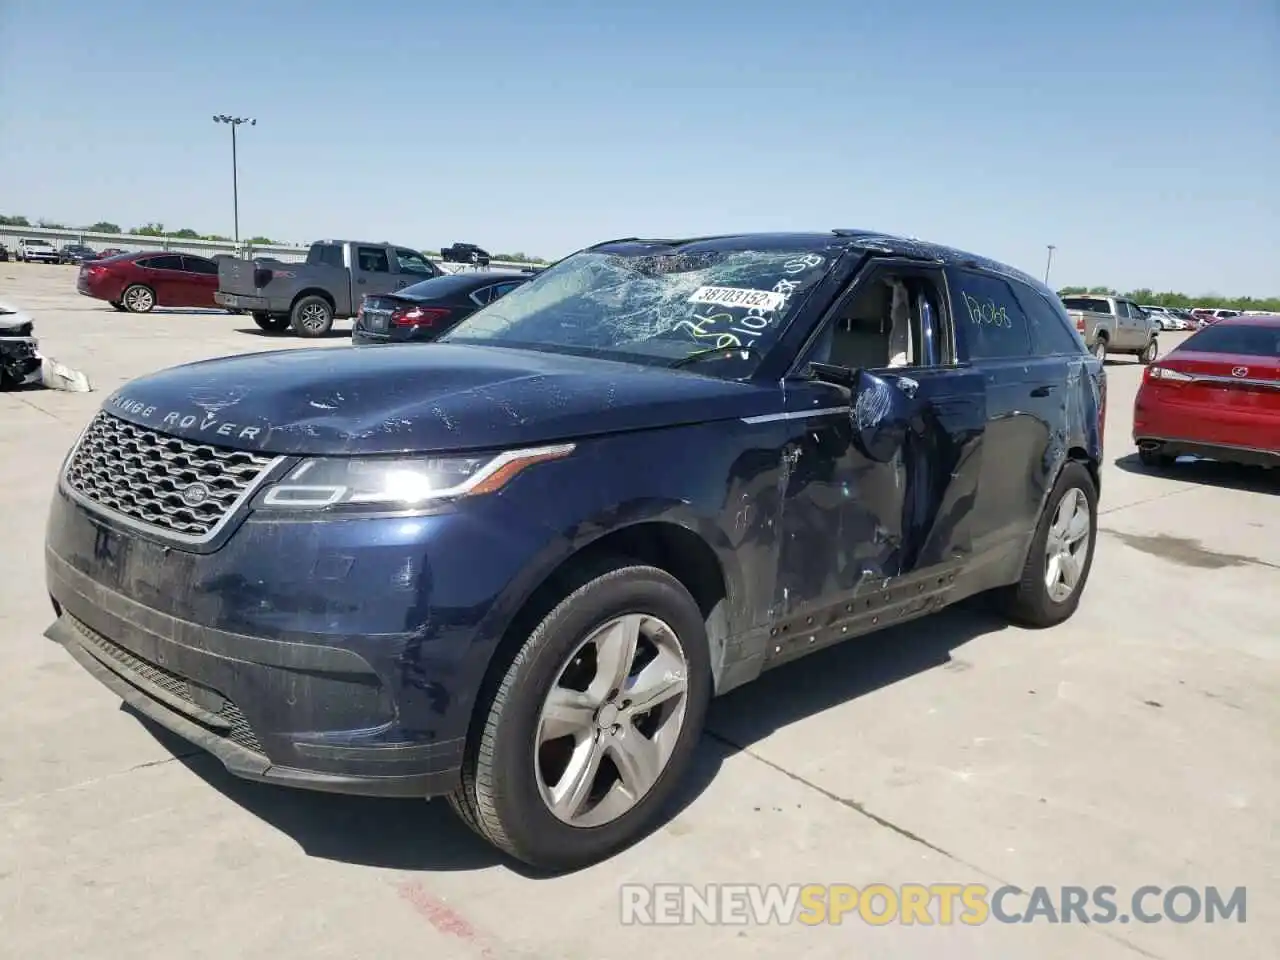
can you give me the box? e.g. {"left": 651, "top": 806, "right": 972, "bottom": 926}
{"left": 45, "top": 229, "right": 1104, "bottom": 797}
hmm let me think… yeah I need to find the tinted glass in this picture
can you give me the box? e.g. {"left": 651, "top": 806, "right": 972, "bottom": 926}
{"left": 306, "top": 243, "right": 345, "bottom": 268}
{"left": 401, "top": 274, "right": 500, "bottom": 299}
{"left": 1061, "top": 297, "right": 1114, "bottom": 314}
{"left": 181, "top": 256, "right": 218, "bottom": 275}
{"left": 146, "top": 255, "right": 184, "bottom": 271}
{"left": 949, "top": 270, "right": 1033, "bottom": 359}
{"left": 442, "top": 247, "right": 835, "bottom": 371}
{"left": 1013, "top": 283, "right": 1086, "bottom": 355}
{"left": 395, "top": 248, "right": 435, "bottom": 275}
{"left": 491, "top": 281, "right": 524, "bottom": 299}
{"left": 1180, "top": 323, "right": 1280, "bottom": 357}
{"left": 357, "top": 246, "right": 390, "bottom": 273}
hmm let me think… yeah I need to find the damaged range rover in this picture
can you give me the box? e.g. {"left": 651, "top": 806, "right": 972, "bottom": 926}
{"left": 45, "top": 231, "right": 1105, "bottom": 870}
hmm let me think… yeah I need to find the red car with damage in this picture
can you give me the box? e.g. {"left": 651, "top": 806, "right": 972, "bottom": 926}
{"left": 77, "top": 252, "right": 221, "bottom": 313}
{"left": 1134, "top": 313, "right": 1280, "bottom": 469}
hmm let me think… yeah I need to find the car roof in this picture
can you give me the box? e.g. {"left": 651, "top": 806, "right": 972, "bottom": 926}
{"left": 1217, "top": 312, "right": 1280, "bottom": 326}
{"left": 586, "top": 229, "right": 1055, "bottom": 296}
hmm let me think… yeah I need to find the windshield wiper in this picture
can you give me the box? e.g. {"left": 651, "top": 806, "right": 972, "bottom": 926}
{"left": 670, "top": 343, "right": 766, "bottom": 369}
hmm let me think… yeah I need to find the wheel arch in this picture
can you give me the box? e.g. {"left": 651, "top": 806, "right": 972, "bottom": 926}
{"left": 291, "top": 288, "right": 336, "bottom": 312}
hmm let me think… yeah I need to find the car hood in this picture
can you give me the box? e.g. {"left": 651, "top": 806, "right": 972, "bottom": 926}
{"left": 101, "top": 343, "right": 778, "bottom": 455}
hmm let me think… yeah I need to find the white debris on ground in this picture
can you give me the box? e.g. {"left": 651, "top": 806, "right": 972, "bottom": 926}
{"left": 0, "top": 299, "right": 93, "bottom": 392}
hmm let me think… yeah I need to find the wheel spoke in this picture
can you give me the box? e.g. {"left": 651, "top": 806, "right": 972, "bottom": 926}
{"left": 1045, "top": 552, "right": 1062, "bottom": 590}
{"left": 539, "top": 686, "right": 598, "bottom": 744}
{"left": 1064, "top": 503, "right": 1090, "bottom": 545}
{"left": 623, "top": 645, "right": 686, "bottom": 717}
{"left": 548, "top": 737, "right": 603, "bottom": 820}
{"left": 1060, "top": 550, "right": 1083, "bottom": 588}
{"left": 605, "top": 729, "right": 663, "bottom": 801}
{"left": 588, "top": 614, "right": 641, "bottom": 699}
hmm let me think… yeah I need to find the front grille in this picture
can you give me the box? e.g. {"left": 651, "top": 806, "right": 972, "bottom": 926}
{"left": 64, "top": 411, "right": 275, "bottom": 538}
{"left": 71, "top": 617, "right": 265, "bottom": 754}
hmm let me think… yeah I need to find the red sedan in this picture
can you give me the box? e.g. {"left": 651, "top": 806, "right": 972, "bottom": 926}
{"left": 76, "top": 252, "right": 220, "bottom": 313}
{"left": 1134, "top": 313, "right": 1280, "bottom": 469}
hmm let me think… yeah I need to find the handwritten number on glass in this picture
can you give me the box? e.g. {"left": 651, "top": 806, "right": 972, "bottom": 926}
{"left": 962, "top": 292, "right": 1012, "bottom": 329}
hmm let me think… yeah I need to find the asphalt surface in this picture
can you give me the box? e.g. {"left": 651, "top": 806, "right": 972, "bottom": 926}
{"left": 2, "top": 263, "right": 1276, "bottom": 959}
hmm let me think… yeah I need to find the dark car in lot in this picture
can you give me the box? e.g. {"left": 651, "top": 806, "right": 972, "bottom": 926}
{"left": 1134, "top": 313, "right": 1279, "bottom": 468}
{"left": 77, "top": 252, "right": 221, "bottom": 312}
{"left": 59, "top": 244, "right": 99, "bottom": 265}
{"left": 45, "top": 230, "right": 1104, "bottom": 871}
{"left": 352, "top": 270, "right": 530, "bottom": 344}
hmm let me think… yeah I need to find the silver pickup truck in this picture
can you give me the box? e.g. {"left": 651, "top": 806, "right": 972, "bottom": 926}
{"left": 1060, "top": 294, "right": 1159, "bottom": 364}
{"left": 215, "top": 239, "right": 443, "bottom": 336}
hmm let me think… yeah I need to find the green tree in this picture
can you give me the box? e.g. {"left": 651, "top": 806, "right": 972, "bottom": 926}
{"left": 202, "top": 233, "right": 231, "bottom": 242}
{"left": 0, "top": 214, "right": 31, "bottom": 227}
{"left": 87, "top": 221, "right": 121, "bottom": 234}
{"left": 132, "top": 222, "right": 166, "bottom": 236}
{"left": 247, "top": 235, "right": 275, "bottom": 245}
{"left": 171, "top": 228, "right": 202, "bottom": 239}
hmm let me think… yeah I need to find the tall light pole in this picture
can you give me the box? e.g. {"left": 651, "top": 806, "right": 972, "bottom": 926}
{"left": 212, "top": 115, "right": 256, "bottom": 246}
{"left": 1044, "top": 244, "right": 1056, "bottom": 286}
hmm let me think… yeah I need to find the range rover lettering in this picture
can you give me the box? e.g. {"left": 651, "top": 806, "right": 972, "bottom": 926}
{"left": 45, "top": 230, "right": 1105, "bottom": 871}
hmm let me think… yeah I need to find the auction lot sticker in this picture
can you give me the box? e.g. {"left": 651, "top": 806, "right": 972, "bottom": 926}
{"left": 689, "top": 286, "right": 786, "bottom": 312}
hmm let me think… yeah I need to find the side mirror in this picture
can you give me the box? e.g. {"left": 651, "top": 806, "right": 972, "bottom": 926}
{"left": 851, "top": 370, "right": 910, "bottom": 462}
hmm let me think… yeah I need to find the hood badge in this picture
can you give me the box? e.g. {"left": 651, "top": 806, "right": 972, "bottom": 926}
{"left": 1231, "top": 366, "right": 1248, "bottom": 378}
{"left": 180, "top": 482, "right": 211, "bottom": 507}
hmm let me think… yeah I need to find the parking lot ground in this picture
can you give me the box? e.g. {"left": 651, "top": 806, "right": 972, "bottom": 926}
{"left": 2, "top": 263, "right": 1277, "bottom": 959}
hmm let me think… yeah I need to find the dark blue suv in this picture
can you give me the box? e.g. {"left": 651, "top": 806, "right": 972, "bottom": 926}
{"left": 45, "top": 231, "right": 1105, "bottom": 870}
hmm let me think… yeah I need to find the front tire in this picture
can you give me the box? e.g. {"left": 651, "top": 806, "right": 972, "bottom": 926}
{"left": 1139, "top": 339, "right": 1158, "bottom": 364}
{"left": 121, "top": 284, "right": 155, "bottom": 313}
{"left": 996, "top": 460, "right": 1098, "bottom": 628}
{"left": 290, "top": 295, "right": 334, "bottom": 337}
{"left": 449, "top": 562, "right": 712, "bottom": 872}
{"left": 1091, "top": 337, "right": 1108, "bottom": 363}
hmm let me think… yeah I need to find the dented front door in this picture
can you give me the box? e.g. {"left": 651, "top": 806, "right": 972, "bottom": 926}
{"left": 768, "top": 366, "right": 986, "bottom": 656}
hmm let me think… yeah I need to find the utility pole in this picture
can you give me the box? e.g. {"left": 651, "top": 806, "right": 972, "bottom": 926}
{"left": 1044, "top": 244, "right": 1056, "bottom": 286}
{"left": 212, "top": 115, "right": 256, "bottom": 247}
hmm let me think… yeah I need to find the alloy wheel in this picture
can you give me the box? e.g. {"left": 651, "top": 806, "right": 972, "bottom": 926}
{"left": 534, "top": 613, "right": 689, "bottom": 829}
{"left": 1044, "top": 487, "right": 1091, "bottom": 603}
{"left": 124, "top": 286, "right": 154, "bottom": 312}
{"left": 300, "top": 303, "right": 329, "bottom": 331}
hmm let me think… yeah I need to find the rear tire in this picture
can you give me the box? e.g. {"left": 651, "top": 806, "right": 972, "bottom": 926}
{"left": 449, "top": 561, "right": 712, "bottom": 872}
{"left": 121, "top": 284, "right": 155, "bottom": 313}
{"left": 252, "top": 312, "right": 290, "bottom": 333}
{"left": 290, "top": 295, "right": 334, "bottom": 337}
{"left": 995, "top": 460, "right": 1098, "bottom": 629}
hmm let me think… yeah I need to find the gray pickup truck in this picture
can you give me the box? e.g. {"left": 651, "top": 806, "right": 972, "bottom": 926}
{"left": 215, "top": 240, "right": 443, "bottom": 336}
{"left": 1060, "top": 294, "right": 1159, "bottom": 364}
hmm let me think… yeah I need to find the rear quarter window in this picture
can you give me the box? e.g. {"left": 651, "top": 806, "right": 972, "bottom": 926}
{"left": 1013, "top": 283, "right": 1087, "bottom": 355}
{"left": 948, "top": 269, "right": 1033, "bottom": 360}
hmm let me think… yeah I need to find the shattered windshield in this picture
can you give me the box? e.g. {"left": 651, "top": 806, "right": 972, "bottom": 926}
{"left": 439, "top": 247, "right": 835, "bottom": 371}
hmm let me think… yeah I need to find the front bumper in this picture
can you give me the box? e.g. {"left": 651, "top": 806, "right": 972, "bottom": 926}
{"left": 43, "top": 478, "right": 560, "bottom": 798}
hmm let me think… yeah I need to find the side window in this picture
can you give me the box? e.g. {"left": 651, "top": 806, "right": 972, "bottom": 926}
{"left": 181, "top": 256, "right": 218, "bottom": 275}
{"left": 1012, "top": 282, "right": 1086, "bottom": 355}
{"left": 308, "top": 244, "right": 345, "bottom": 268}
{"left": 356, "top": 246, "right": 390, "bottom": 273}
{"left": 1116, "top": 301, "right": 1133, "bottom": 319}
{"left": 147, "top": 254, "right": 184, "bottom": 271}
{"left": 948, "top": 270, "right": 1033, "bottom": 360}
{"left": 802, "top": 270, "right": 944, "bottom": 371}
{"left": 471, "top": 286, "right": 494, "bottom": 306}
{"left": 491, "top": 281, "right": 523, "bottom": 299}
{"left": 394, "top": 248, "right": 435, "bottom": 275}
{"left": 134, "top": 256, "right": 158, "bottom": 269}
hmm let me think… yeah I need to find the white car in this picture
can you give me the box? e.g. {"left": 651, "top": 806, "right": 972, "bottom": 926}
{"left": 17, "top": 238, "right": 59, "bottom": 263}
{"left": 1139, "top": 305, "right": 1177, "bottom": 331}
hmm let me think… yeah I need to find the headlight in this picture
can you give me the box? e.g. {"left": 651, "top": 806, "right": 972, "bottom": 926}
{"left": 257, "top": 443, "right": 575, "bottom": 512}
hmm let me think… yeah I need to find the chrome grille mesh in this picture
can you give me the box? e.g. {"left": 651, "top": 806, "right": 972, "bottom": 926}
{"left": 64, "top": 411, "right": 275, "bottom": 537}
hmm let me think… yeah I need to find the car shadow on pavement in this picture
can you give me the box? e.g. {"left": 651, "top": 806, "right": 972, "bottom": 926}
{"left": 125, "top": 604, "right": 1003, "bottom": 877}
{"left": 234, "top": 327, "right": 351, "bottom": 339}
{"left": 1114, "top": 452, "right": 1279, "bottom": 495}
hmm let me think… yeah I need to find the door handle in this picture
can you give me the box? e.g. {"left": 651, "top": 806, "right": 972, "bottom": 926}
{"left": 1031, "top": 385, "right": 1055, "bottom": 398}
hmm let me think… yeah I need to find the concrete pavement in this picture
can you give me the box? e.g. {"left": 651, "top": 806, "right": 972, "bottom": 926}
{"left": 2, "top": 263, "right": 1276, "bottom": 959}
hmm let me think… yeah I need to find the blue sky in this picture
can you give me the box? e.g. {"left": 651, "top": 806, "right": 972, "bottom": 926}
{"left": 1, "top": 0, "right": 1276, "bottom": 295}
